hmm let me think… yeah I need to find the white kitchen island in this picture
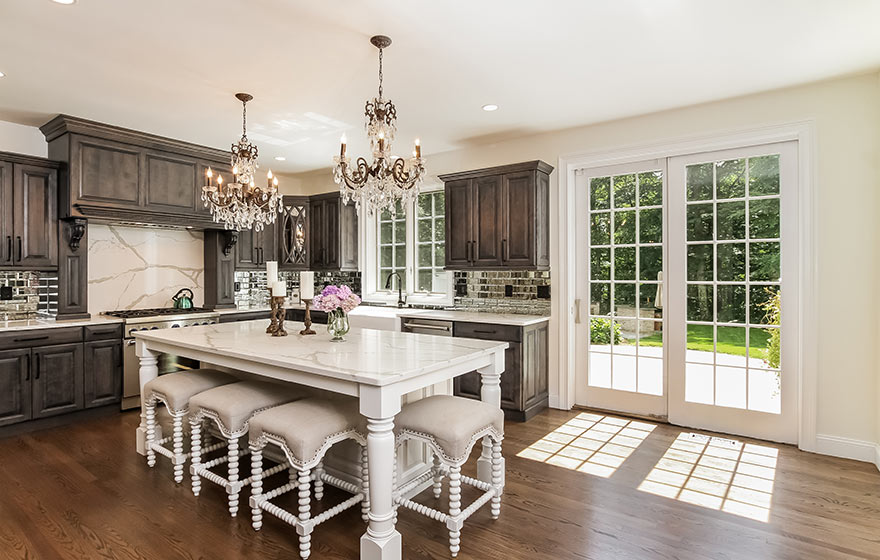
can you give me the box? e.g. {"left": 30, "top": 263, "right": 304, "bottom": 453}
{"left": 133, "top": 319, "right": 506, "bottom": 560}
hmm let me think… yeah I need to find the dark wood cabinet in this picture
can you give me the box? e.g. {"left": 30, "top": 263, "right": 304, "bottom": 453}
{"left": 235, "top": 226, "right": 275, "bottom": 270}
{"left": 0, "top": 349, "right": 31, "bottom": 427}
{"left": 452, "top": 320, "right": 549, "bottom": 422}
{"left": 14, "top": 163, "right": 58, "bottom": 268}
{"left": 309, "top": 192, "right": 358, "bottom": 271}
{"left": 204, "top": 229, "right": 237, "bottom": 309}
{"left": 472, "top": 175, "right": 503, "bottom": 267}
{"left": 32, "top": 343, "right": 83, "bottom": 419}
{"left": 0, "top": 154, "right": 59, "bottom": 269}
{"left": 41, "top": 115, "right": 229, "bottom": 228}
{"left": 83, "top": 339, "right": 122, "bottom": 408}
{"left": 278, "top": 196, "right": 310, "bottom": 270}
{"left": 0, "top": 326, "right": 123, "bottom": 428}
{"left": 440, "top": 160, "right": 552, "bottom": 271}
{"left": 444, "top": 179, "right": 472, "bottom": 268}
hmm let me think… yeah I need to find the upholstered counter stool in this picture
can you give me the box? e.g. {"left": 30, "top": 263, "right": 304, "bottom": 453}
{"left": 248, "top": 398, "right": 368, "bottom": 560}
{"left": 188, "top": 381, "right": 305, "bottom": 517}
{"left": 142, "top": 369, "right": 238, "bottom": 483}
{"left": 394, "top": 395, "right": 505, "bottom": 558}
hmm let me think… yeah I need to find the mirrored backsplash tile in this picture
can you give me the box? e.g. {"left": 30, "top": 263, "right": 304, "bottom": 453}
{"left": 0, "top": 271, "right": 58, "bottom": 320}
{"left": 452, "top": 271, "right": 551, "bottom": 315}
{"left": 234, "top": 270, "right": 362, "bottom": 308}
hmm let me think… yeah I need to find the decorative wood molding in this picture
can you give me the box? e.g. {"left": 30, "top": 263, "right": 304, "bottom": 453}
{"left": 0, "top": 151, "right": 62, "bottom": 168}
{"left": 437, "top": 160, "right": 554, "bottom": 182}
{"left": 40, "top": 115, "right": 230, "bottom": 163}
{"left": 65, "top": 218, "right": 87, "bottom": 251}
{"left": 223, "top": 230, "right": 239, "bottom": 256}
{"left": 71, "top": 203, "right": 219, "bottom": 228}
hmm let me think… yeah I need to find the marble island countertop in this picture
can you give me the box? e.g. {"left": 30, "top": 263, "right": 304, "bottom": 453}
{"left": 396, "top": 309, "right": 550, "bottom": 327}
{"left": 133, "top": 320, "right": 507, "bottom": 387}
{"left": 0, "top": 315, "right": 124, "bottom": 332}
{"left": 227, "top": 303, "right": 549, "bottom": 326}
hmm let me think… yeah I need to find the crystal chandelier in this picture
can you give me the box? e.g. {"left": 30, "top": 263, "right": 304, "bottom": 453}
{"left": 202, "top": 93, "right": 283, "bottom": 232}
{"left": 333, "top": 35, "right": 426, "bottom": 215}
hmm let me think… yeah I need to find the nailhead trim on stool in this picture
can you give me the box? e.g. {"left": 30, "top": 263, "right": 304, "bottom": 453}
{"left": 248, "top": 398, "right": 368, "bottom": 560}
{"left": 188, "top": 381, "right": 305, "bottom": 517}
{"left": 142, "top": 369, "right": 238, "bottom": 483}
{"left": 394, "top": 395, "right": 505, "bottom": 558}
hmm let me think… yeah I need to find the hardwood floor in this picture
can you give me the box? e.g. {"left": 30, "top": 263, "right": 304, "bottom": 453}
{"left": 1, "top": 408, "right": 879, "bottom": 559}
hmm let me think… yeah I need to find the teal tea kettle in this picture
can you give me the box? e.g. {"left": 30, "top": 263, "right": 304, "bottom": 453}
{"left": 172, "top": 288, "right": 194, "bottom": 309}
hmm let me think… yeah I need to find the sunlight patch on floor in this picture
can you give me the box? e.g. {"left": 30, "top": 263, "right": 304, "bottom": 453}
{"left": 638, "top": 432, "right": 778, "bottom": 522}
{"left": 516, "top": 412, "right": 655, "bottom": 478}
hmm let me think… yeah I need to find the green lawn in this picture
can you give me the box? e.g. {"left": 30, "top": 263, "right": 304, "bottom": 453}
{"left": 624, "top": 324, "right": 770, "bottom": 358}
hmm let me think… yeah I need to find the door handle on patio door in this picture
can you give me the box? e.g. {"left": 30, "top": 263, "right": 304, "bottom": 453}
{"left": 574, "top": 299, "right": 582, "bottom": 324}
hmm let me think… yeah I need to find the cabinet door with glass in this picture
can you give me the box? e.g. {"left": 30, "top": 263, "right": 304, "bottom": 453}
{"left": 278, "top": 196, "right": 309, "bottom": 270}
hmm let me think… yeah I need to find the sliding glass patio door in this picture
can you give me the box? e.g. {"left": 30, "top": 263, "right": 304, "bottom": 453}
{"left": 666, "top": 142, "right": 798, "bottom": 443}
{"left": 574, "top": 159, "right": 668, "bottom": 419}
{"left": 575, "top": 142, "right": 798, "bottom": 443}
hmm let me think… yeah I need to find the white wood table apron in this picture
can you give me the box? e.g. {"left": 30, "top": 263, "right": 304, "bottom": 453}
{"left": 133, "top": 320, "right": 507, "bottom": 560}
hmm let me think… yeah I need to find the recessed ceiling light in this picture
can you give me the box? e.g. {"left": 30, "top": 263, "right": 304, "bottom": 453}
{"left": 0, "top": 71, "right": 5, "bottom": 78}
{"left": 482, "top": 104, "right": 499, "bottom": 112}
{"left": 52, "top": 0, "right": 76, "bottom": 4}
{"left": 274, "top": 156, "right": 286, "bottom": 161}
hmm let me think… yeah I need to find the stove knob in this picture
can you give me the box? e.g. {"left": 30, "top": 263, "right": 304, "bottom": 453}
{"left": 150, "top": 326, "right": 159, "bottom": 330}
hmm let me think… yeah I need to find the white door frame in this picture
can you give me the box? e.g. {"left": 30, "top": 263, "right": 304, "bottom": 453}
{"left": 555, "top": 121, "right": 817, "bottom": 452}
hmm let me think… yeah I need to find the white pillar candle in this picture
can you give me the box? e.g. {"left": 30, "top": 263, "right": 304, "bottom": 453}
{"left": 266, "top": 261, "right": 278, "bottom": 286}
{"left": 300, "top": 271, "right": 315, "bottom": 300}
{"left": 272, "top": 280, "right": 286, "bottom": 298}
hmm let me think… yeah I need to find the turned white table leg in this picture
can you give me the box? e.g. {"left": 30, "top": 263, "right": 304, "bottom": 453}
{"left": 477, "top": 349, "right": 505, "bottom": 484}
{"left": 359, "top": 412, "right": 402, "bottom": 560}
{"left": 135, "top": 345, "right": 159, "bottom": 456}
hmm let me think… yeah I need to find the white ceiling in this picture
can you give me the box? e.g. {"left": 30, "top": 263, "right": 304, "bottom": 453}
{"left": 2, "top": 0, "right": 879, "bottom": 173}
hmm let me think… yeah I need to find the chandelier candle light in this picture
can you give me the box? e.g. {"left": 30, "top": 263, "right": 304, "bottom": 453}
{"left": 202, "top": 93, "right": 283, "bottom": 232}
{"left": 333, "top": 35, "right": 426, "bottom": 215}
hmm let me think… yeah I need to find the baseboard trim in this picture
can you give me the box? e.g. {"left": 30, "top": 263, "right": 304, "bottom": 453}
{"left": 814, "top": 434, "right": 878, "bottom": 464}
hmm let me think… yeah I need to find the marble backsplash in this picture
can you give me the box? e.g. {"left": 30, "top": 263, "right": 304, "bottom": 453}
{"left": 88, "top": 224, "right": 204, "bottom": 314}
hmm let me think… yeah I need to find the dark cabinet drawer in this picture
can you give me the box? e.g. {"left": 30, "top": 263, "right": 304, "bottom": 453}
{"left": 84, "top": 324, "right": 123, "bottom": 341}
{"left": 0, "top": 327, "right": 83, "bottom": 350}
{"left": 453, "top": 321, "right": 521, "bottom": 343}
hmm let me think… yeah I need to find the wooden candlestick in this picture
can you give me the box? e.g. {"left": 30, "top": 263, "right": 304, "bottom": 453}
{"left": 300, "top": 299, "right": 316, "bottom": 335}
{"left": 269, "top": 296, "right": 287, "bottom": 337}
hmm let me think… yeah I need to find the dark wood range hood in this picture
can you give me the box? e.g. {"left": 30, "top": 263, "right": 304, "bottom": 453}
{"left": 41, "top": 115, "right": 231, "bottom": 229}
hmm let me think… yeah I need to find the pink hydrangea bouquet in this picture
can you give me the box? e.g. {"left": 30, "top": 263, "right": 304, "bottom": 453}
{"left": 312, "top": 284, "right": 361, "bottom": 313}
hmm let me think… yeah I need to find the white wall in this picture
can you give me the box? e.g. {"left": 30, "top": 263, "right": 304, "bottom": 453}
{"left": 295, "top": 72, "right": 880, "bottom": 457}
{"left": 0, "top": 120, "right": 47, "bottom": 157}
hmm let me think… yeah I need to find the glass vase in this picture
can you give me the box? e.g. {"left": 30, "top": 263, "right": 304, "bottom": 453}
{"left": 327, "top": 308, "right": 350, "bottom": 342}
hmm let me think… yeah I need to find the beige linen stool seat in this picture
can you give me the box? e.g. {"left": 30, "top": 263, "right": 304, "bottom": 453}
{"left": 142, "top": 369, "right": 238, "bottom": 483}
{"left": 189, "top": 380, "right": 305, "bottom": 517}
{"left": 248, "top": 397, "right": 368, "bottom": 560}
{"left": 394, "top": 395, "right": 505, "bottom": 558}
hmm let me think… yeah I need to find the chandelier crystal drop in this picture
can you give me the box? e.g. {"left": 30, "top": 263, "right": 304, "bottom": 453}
{"left": 202, "top": 93, "right": 283, "bottom": 232}
{"left": 333, "top": 35, "right": 426, "bottom": 216}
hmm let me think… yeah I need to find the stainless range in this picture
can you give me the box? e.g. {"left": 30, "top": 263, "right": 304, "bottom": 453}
{"left": 103, "top": 308, "right": 221, "bottom": 410}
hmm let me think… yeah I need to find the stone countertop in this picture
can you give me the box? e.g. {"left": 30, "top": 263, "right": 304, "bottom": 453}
{"left": 222, "top": 305, "right": 549, "bottom": 326}
{"left": 133, "top": 320, "right": 507, "bottom": 387}
{"left": 397, "top": 309, "right": 550, "bottom": 327}
{"left": 0, "top": 315, "right": 124, "bottom": 333}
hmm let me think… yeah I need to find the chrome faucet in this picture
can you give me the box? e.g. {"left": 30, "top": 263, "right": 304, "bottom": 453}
{"left": 384, "top": 272, "right": 407, "bottom": 308}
